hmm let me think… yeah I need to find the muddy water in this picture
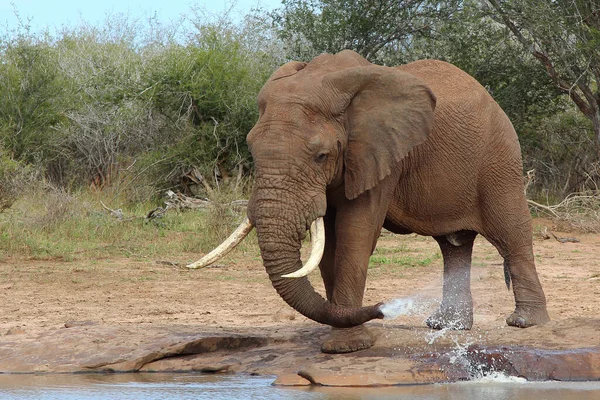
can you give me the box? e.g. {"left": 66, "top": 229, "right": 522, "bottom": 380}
{"left": 0, "top": 373, "right": 599, "bottom": 400}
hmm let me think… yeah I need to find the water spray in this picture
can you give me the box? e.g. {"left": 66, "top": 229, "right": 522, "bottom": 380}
{"left": 379, "top": 298, "right": 416, "bottom": 319}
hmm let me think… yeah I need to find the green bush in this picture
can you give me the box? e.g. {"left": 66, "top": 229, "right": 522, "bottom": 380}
{"left": 135, "top": 20, "right": 275, "bottom": 197}
{"left": 0, "top": 149, "right": 34, "bottom": 211}
{"left": 521, "top": 106, "right": 596, "bottom": 199}
{"left": 0, "top": 34, "right": 69, "bottom": 180}
{"left": 0, "top": 13, "right": 277, "bottom": 199}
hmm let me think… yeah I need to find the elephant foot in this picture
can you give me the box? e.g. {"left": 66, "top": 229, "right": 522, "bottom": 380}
{"left": 506, "top": 305, "right": 550, "bottom": 328}
{"left": 425, "top": 303, "right": 473, "bottom": 330}
{"left": 321, "top": 325, "right": 375, "bottom": 354}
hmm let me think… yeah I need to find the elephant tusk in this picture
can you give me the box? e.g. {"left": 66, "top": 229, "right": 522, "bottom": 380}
{"left": 281, "top": 217, "right": 325, "bottom": 278}
{"left": 186, "top": 217, "right": 254, "bottom": 269}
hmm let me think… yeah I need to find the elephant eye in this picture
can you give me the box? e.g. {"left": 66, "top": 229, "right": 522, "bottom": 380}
{"left": 315, "top": 153, "right": 328, "bottom": 163}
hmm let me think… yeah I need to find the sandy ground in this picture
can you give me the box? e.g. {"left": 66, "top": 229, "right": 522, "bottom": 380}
{"left": 0, "top": 218, "right": 599, "bottom": 375}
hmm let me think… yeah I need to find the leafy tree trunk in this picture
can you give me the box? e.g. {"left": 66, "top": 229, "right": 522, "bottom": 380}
{"left": 593, "top": 110, "right": 600, "bottom": 155}
{"left": 486, "top": 0, "right": 600, "bottom": 156}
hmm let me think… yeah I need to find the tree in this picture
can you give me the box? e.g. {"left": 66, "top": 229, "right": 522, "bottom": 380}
{"left": 271, "top": 0, "right": 563, "bottom": 129}
{"left": 0, "top": 146, "right": 33, "bottom": 211}
{"left": 0, "top": 35, "right": 69, "bottom": 170}
{"left": 486, "top": 0, "right": 600, "bottom": 153}
{"left": 272, "top": 0, "right": 461, "bottom": 64}
{"left": 408, "top": 1, "right": 563, "bottom": 130}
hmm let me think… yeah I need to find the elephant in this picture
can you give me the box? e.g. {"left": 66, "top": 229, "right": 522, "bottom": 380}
{"left": 190, "top": 50, "right": 550, "bottom": 354}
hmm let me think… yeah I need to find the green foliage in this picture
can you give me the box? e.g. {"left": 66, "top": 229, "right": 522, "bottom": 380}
{"left": 416, "top": 1, "right": 564, "bottom": 131}
{"left": 521, "top": 107, "right": 596, "bottom": 197}
{"left": 486, "top": 0, "right": 600, "bottom": 151}
{"left": 0, "top": 11, "right": 278, "bottom": 198}
{"left": 272, "top": 0, "right": 461, "bottom": 64}
{"left": 0, "top": 148, "right": 33, "bottom": 211}
{"left": 0, "top": 34, "right": 69, "bottom": 172}
{"left": 0, "top": 185, "right": 254, "bottom": 260}
{"left": 141, "top": 21, "right": 273, "bottom": 190}
{"left": 0, "top": 2, "right": 597, "bottom": 203}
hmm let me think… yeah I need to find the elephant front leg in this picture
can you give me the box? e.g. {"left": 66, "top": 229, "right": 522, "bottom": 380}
{"left": 319, "top": 205, "right": 385, "bottom": 354}
{"left": 426, "top": 232, "right": 477, "bottom": 330}
{"left": 320, "top": 245, "right": 376, "bottom": 353}
{"left": 320, "top": 325, "right": 375, "bottom": 354}
{"left": 320, "top": 247, "right": 375, "bottom": 354}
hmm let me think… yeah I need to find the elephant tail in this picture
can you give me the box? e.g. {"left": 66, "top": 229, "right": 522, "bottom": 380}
{"left": 504, "top": 259, "right": 511, "bottom": 290}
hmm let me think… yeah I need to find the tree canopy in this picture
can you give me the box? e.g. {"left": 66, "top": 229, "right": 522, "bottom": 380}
{"left": 486, "top": 0, "right": 600, "bottom": 151}
{"left": 272, "top": 0, "right": 462, "bottom": 64}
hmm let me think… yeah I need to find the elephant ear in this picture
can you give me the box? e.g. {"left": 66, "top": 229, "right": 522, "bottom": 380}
{"left": 324, "top": 65, "right": 436, "bottom": 200}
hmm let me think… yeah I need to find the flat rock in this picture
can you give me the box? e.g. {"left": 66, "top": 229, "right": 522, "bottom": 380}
{"left": 0, "top": 320, "right": 599, "bottom": 385}
{"left": 297, "top": 367, "right": 447, "bottom": 387}
{"left": 272, "top": 374, "right": 311, "bottom": 386}
{"left": 467, "top": 345, "right": 600, "bottom": 381}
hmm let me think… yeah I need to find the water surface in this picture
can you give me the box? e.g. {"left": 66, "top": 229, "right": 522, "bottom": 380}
{"left": 0, "top": 373, "right": 599, "bottom": 400}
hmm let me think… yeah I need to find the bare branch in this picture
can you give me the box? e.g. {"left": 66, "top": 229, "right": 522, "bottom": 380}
{"left": 99, "top": 200, "right": 124, "bottom": 220}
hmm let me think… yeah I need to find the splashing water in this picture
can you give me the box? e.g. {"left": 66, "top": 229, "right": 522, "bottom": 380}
{"left": 380, "top": 298, "right": 416, "bottom": 319}
{"left": 468, "top": 371, "right": 528, "bottom": 383}
{"left": 435, "top": 331, "right": 524, "bottom": 381}
{"left": 380, "top": 296, "right": 529, "bottom": 382}
{"left": 425, "top": 327, "right": 451, "bottom": 345}
{"left": 380, "top": 297, "right": 527, "bottom": 381}
{"left": 380, "top": 296, "right": 440, "bottom": 320}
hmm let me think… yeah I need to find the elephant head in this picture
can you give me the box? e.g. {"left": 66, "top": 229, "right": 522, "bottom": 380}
{"left": 189, "top": 50, "right": 436, "bottom": 328}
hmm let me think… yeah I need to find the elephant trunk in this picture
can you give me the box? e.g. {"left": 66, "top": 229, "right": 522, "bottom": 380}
{"left": 252, "top": 212, "right": 383, "bottom": 328}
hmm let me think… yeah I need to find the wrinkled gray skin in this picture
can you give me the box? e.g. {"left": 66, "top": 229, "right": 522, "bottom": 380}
{"left": 246, "top": 50, "right": 550, "bottom": 354}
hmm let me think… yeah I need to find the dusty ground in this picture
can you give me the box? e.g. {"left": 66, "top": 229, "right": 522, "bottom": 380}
{"left": 0, "top": 218, "right": 599, "bottom": 382}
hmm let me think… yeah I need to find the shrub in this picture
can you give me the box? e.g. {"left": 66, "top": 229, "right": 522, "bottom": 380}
{"left": 0, "top": 12, "right": 278, "bottom": 197}
{"left": 521, "top": 107, "right": 596, "bottom": 199}
{"left": 0, "top": 33, "right": 69, "bottom": 182}
{"left": 133, "top": 18, "right": 276, "bottom": 197}
{"left": 0, "top": 149, "right": 34, "bottom": 211}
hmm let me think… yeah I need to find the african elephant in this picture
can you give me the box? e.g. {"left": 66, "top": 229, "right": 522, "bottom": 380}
{"left": 190, "top": 50, "right": 550, "bottom": 354}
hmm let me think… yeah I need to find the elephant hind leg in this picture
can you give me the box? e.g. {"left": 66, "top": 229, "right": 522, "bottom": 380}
{"left": 480, "top": 192, "right": 550, "bottom": 328}
{"left": 502, "top": 252, "right": 550, "bottom": 328}
{"left": 426, "top": 231, "right": 477, "bottom": 330}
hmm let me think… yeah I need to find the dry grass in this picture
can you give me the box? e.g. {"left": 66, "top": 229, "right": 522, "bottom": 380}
{"left": 0, "top": 183, "right": 254, "bottom": 262}
{"left": 528, "top": 191, "right": 600, "bottom": 233}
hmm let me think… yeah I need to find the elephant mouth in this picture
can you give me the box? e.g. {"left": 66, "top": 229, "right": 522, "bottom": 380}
{"left": 186, "top": 217, "right": 325, "bottom": 279}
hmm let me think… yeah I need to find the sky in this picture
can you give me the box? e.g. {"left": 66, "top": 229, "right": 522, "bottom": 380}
{"left": 1, "top": 0, "right": 282, "bottom": 33}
